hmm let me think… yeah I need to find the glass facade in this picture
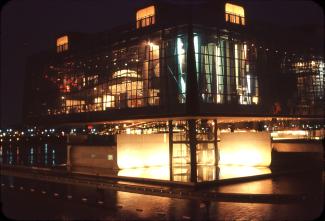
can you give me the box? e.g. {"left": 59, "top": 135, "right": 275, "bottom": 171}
{"left": 136, "top": 5, "right": 155, "bottom": 29}
{"left": 225, "top": 3, "right": 245, "bottom": 25}
{"left": 282, "top": 56, "right": 324, "bottom": 115}
{"left": 24, "top": 3, "right": 322, "bottom": 124}
{"left": 35, "top": 27, "right": 259, "bottom": 118}
{"left": 194, "top": 33, "right": 258, "bottom": 105}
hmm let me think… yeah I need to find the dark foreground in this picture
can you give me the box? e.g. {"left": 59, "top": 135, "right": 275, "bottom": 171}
{"left": 1, "top": 169, "right": 324, "bottom": 220}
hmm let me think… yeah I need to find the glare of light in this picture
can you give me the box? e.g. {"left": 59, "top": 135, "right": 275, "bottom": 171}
{"left": 252, "top": 96, "right": 258, "bottom": 104}
{"left": 118, "top": 166, "right": 169, "bottom": 180}
{"left": 219, "top": 165, "right": 271, "bottom": 180}
{"left": 247, "top": 74, "right": 251, "bottom": 94}
{"left": 117, "top": 134, "right": 169, "bottom": 169}
{"left": 194, "top": 35, "right": 199, "bottom": 73}
{"left": 219, "top": 132, "right": 271, "bottom": 166}
{"left": 177, "top": 37, "right": 186, "bottom": 94}
{"left": 271, "top": 130, "right": 309, "bottom": 140}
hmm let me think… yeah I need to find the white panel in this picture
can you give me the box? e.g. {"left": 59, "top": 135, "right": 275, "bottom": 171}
{"left": 219, "top": 132, "right": 271, "bottom": 166}
{"left": 117, "top": 134, "right": 169, "bottom": 169}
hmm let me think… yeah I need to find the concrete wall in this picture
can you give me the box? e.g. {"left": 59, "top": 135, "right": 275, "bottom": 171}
{"left": 69, "top": 145, "right": 118, "bottom": 169}
{"left": 272, "top": 142, "right": 323, "bottom": 153}
{"left": 271, "top": 141, "right": 323, "bottom": 168}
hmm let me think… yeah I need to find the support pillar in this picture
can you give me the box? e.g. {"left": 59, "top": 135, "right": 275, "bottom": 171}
{"left": 214, "top": 119, "right": 220, "bottom": 180}
{"left": 188, "top": 119, "right": 197, "bottom": 183}
{"left": 214, "top": 119, "right": 219, "bottom": 165}
{"left": 168, "top": 120, "right": 173, "bottom": 181}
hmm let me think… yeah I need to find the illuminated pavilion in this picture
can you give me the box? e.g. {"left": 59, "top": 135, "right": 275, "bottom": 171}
{"left": 23, "top": 1, "right": 324, "bottom": 183}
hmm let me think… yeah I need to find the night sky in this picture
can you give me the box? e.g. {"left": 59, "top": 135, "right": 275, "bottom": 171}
{"left": 1, "top": 0, "right": 323, "bottom": 128}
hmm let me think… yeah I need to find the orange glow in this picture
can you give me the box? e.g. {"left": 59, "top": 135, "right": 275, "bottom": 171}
{"left": 219, "top": 132, "right": 271, "bottom": 166}
{"left": 225, "top": 3, "right": 245, "bottom": 25}
{"left": 118, "top": 166, "right": 169, "bottom": 180}
{"left": 271, "top": 130, "right": 309, "bottom": 140}
{"left": 252, "top": 96, "right": 259, "bottom": 104}
{"left": 117, "top": 134, "right": 169, "bottom": 169}
{"left": 136, "top": 5, "right": 155, "bottom": 28}
{"left": 219, "top": 165, "right": 271, "bottom": 180}
{"left": 56, "top": 35, "right": 68, "bottom": 47}
{"left": 225, "top": 3, "right": 245, "bottom": 17}
{"left": 112, "top": 69, "right": 139, "bottom": 79}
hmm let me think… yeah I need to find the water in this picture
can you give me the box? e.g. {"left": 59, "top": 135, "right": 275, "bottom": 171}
{"left": 0, "top": 141, "right": 66, "bottom": 168}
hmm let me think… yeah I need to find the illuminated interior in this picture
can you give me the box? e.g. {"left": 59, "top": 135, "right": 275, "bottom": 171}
{"left": 136, "top": 5, "right": 155, "bottom": 29}
{"left": 219, "top": 132, "right": 272, "bottom": 166}
{"left": 271, "top": 130, "right": 310, "bottom": 140}
{"left": 56, "top": 35, "right": 68, "bottom": 53}
{"left": 225, "top": 3, "right": 245, "bottom": 25}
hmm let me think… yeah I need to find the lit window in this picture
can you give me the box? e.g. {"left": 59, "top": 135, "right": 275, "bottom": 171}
{"left": 136, "top": 5, "right": 155, "bottom": 29}
{"left": 225, "top": 3, "right": 245, "bottom": 25}
{"left": 107, "top": 154, "right": 113, "bottom": 160}
{"left": 56, "top": 35, "right": 68, "bottom": 53}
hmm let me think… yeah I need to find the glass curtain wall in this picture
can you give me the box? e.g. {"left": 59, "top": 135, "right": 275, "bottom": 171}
{"left": 285, "top": 57, "right": 325, "bottom": 114}
{"left": 194, "top": 30, "right": 259, "bottom": 105}
{"left": 41, "top": 26, "right": 259, "bottom": 117}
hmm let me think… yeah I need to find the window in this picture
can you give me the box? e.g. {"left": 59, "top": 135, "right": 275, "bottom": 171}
{"left": 56, "top": 35, "right": 69, "bottom": 53}
{"left": 136, "top": 5, "right": 155, "bottom": 29}
{"left": 225, "top": 3, "right": 245, "bottom": 25}
{"left": 107, "top": 154, "right": 113, "bottom": 160}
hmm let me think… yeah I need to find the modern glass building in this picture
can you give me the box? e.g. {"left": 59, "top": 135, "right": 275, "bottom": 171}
{"left": 23, "top": 1, "right": 324, "bottom": 183}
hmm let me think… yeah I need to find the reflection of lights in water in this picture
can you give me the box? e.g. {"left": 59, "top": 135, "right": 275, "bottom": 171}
{"left": 197, "top": 165, "right": 216, "bottom": 182}
{"left": 16, "top": 147, "right": 19, "bottom": 164}
{"left": 219, "top": 132, "right": 271, "bottom": 166}
{"left": 9, "top": 149, "right": 13, "bottom": 165}
{"left": 218, "top": 165, "right": 271, "bottom": 180}
{"left": 30, "top": 147, "right": 34, "bottom": 165}
{"left": 218, "top": 177, "right": 273, "bottom": 194}
{"left": 44, "top": 144, "right": 48, "bottom": 165}
{"left": 118, "top": 165, "right": 271, "bottom": 182}
{"left": 52, "top": 149, "right": 55, "bottom": 165}
{"left": 118, "top": 166, "right": 169, "bottom": 180}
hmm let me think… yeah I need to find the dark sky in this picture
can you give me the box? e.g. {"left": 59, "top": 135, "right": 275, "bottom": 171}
{"left": 1, "top": 0, "right": 323, "bottom": 128}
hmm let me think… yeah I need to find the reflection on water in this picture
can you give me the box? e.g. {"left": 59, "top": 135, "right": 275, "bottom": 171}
{"left": 118, "top": 166, "right": 170, "bottom": 180}
{"left": 0, "top": 142, "right": 65, "bottom": 168}
{"left": 117, "top": 165, "right": 270, "bottom": 182}
{"left": 218, "top": 165, "right": 271, "bottom": 180}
